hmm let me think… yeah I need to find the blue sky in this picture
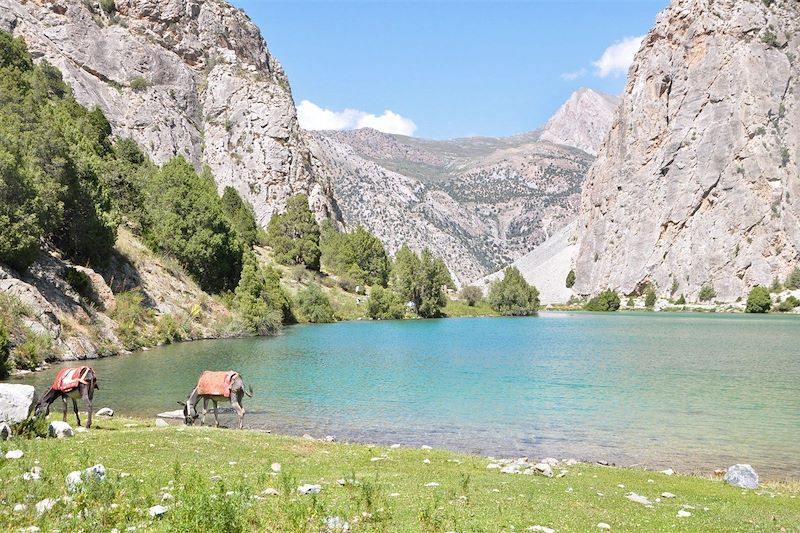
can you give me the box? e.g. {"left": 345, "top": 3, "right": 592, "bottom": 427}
{"left": 232, "top": 1, "right": 667, "bottom": 139}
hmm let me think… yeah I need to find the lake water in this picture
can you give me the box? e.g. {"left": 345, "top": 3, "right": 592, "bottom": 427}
{"left": 9, "top": 313, "right": 800, "bottom": 478}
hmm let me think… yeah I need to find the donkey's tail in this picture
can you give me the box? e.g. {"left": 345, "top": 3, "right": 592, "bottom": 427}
{"left": 245, "top": 384, "right": 254, "bottom": 397}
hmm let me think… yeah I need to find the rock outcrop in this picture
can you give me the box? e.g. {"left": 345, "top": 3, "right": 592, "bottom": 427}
{"left": 0, "top": 0, "right": 337, "bottom": 224}
{"left": 575, "top": 0, "right": 800, "bottom": 302}
{"left": 311, "top": 88, "right": 614, "bottom": 284}
{"left": 539, "top": 88, "right": 619, "bottom": 156}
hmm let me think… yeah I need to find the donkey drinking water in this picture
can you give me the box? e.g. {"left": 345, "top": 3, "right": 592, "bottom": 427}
{"left": 179, "top": 371, "right": 253, "bottom": 429}
{"left": 35, "top": 366, "right": 99, "bottom": 428}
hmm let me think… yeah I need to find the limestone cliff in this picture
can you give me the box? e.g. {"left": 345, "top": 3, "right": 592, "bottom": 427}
{"left": 575, "top": 0, "right": 800, "bottom": 302}
{"left": 0, "top": 0, "right": 337, "bottom": 224}
{"left": 539, "top": 88, "right": 619, "bottom": 156}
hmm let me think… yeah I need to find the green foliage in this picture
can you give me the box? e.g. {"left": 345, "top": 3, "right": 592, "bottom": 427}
{"left": 111, "top": 290, "right": 153, "bottom": 350}
{"left": 266, "top": 194, "right": 321, "bottom": 270}
{"left": 585, "top": 289, "right": 621, "bottom": 312}
{"left": 698, "top": 284, "right": 716, "bottom": 302}
{"left": 487, "top": 267, "right": 540, "bottom": 316}
{"left": 221, "top": 186, "right": 259, "bottom": 248}
{"left": 626, "top": 295, "right": 635, "bottom": 308}
{"left": 143, "top": 158, "right": 242, "bottom": 293}
{"left": 233, "top": 252, "right": 291, "bottom": 334}
{"left": 459, "top": 285, "right": 483, "bottom": 307}
{"left": 15, "top": 331, "right": 50, "bottom": 370}
{"left": 129, "top": 76, "right": 151, "bottom": 91}
{"left": 104, "top": 138, "right": 154, "bottom": 231}
{"left": 776, "top": 295, "right": 800, "bottom": 312}
{"left": 786, "top": 267, "right": 800, "bottom": 290}
{"left": 761, "top": 27, "right": 778, "bottom": 47}
{"left": 644, "top": 286, "right": 657, "bottom": 308}
{"left": 320, "top": 221, "right": 390, "bottom": 286}
{"left": 295, "top": 284, "right": 335, "bottom": 323}
{"left": 745, "top": 286, "right": 772, "bottom": 313}
{"left": 0, "top": 320, "right": 9, "bottom": 378}
{"left": 675, "top": 294, "right": 686, "bottom": 305}
{"left": 99, "top": 0, "right": 116, "bottom": 14}
{"left": 391, "top": 245, "right": 453, "bottom": 318}
{"left": 771, "top": 276, "right": 784, "bottom": 293}
{"left": 565, "top": 269, "right": 576, "bottom": 289}
{"left": 670, "top": 277, "right": 679, "bottom": 296}
{"left": 65, "top": 267, "right": 91, "bottom": 297}
{"left": 153, "top": 314, "right": 185, "bottom": 345}
{"left": 366, "top": 285, "right": 405, "bottom": 320}
{"left": 11, "top": 415, "right": 48, "bottom": 439}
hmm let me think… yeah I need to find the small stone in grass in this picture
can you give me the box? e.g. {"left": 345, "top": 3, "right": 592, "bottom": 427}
{"left": 486, "top": 463, "right": 501, "bottom": 469}
{"left": 421, "top": 445, "right": 432, "bottom": 450}
{"left": 13, "top": 503, "right": 27, "bottom": 512}
{"left": 5, "top": 449, "right": 24, "bottom": 459}
{"left": 370, "top": 456, "right": 387, "bottom": 462}
{"left": 660, "top": 468, "right": 674, "bottom": 476}
{"left": 324, "top": 516, "right": 349, "bottom": 531}
{"left": 96, "top": 407, "right": 113, "bottom": 417}
{"left": 528, "top": 526, "right": 556, "bottom": 533}
{"left": 23, "top": 466, "right": 42, "bottom": 481}
{"left": 677, "top": 510, "right": 691, "bottom": 518}
{"left": 390, "top": 444, "right": 401, "bottom": 449}
{"left": 625, "top": 492, "right": 652, "bottom": 506}
{"left": 661, "top": 492, "right": 676, "bottom": 498}
{"left": 597, "top": 523, "right": 611, "bottom": 530}
{"left": 617, "top": 484, "right": 625, "bottom": 488}
{"left": 389, "top": 492, "right": 400, "bottom": 497}
{"left": 148, "top": 505, "right": 168, "bottom": 518}
{"left": 155, "top": 419, "right": 169, "bottom": 428}
{"left": 66, "top": 464, "right": 106, "bottom": 492}
{"left": 271, "top": 463, "right": 281, "bottom": 472}
{"left": 425, "top": 482, "right": 440, "bottom": 487}
{"left": 35, "top": 498, "right": 57, "bottom": 515}
{"left": 423, "top": 459, "right": 430, "bottom": 464}
{"left": 48, "top": 421, "right": 74, "bottom": 438}
{"left": 298, "top": 484, "right": 321, "bottom": 495}
{"left": 210, "top": 475, "right": 223, "bottom": 482}
{"left": 262, "top": 488, "right": 279, "bottom": 496}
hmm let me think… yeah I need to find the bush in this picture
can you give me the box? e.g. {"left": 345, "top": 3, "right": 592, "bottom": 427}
{"left": 391, "top": 245, "right": 454, "bottom": 318}
{"left": 233, "top": 252, "right": 292, "bottom": 334}
{"left": 675, "top": 294, "right": 686, "bottom": 305}
{"left": 487, "top": 267, "right": 540, "bottom": 316}
{"left": 153, "top": 314, "right": 185, "bottom": 345}
{"left": 585, "top": 289, "right": 621, "bottom": 312}
{"left": 129, "top": 77, "right": 151, "bottom": 91}
{"left": 15, "top": 331, "right": 50, "bottom": 370}
{"left": 321, "top": 222, "right": 390, "bottom": 287}
{"left": 99, "top": 0, "right": 116, "bottom": 14}
{"left": 776, "top": 295, "right": 800, "bottom": 312}
{"left": 367, "top": 285, "right": 405, "bottom": 320}
{"left": 786, "top": 267, "right": 800, "bottom": 290}
{"left": 11, "top": 416, "right": 48, "bottom": 439}
{"left": 644, "top": 286, "right": 657, "bottom": 308}
{"left": 745, "top": 286, "right": 772, "bottom": 313}
{"left": 771, "top": 276, "right": 783, "bottom": 293}
{"left": 698, "top": 284, "right": 716, "bottom": 302}
{"left": 266, "top": 194, "right": 321, "bottom": 270}
{"left": 65, "top": 267, "right": 91, "bottom": 297}
{"left": 626, "top": 295, "right": 635, "bottom": 307}
{"left": 565, "top": 269, "right": 576, "bottom": 289}
{"left": 459, "top": 285, "right": 483, "bottom": 307}
{"left": 295, "top": 284, "right": 335, "bottom": 323}
{"left": 0, "top": 321, "right": 9, "bottom": 378}
{"left": 111, "top": 290, "right": 153, "bottom": 350}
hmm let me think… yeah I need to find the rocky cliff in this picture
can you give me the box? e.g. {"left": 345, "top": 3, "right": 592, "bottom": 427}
{"left": 311, "top": 89, "right": 617, "bottom": 285}
{"left": 575, "top": 0, "right": 800, "bottom": 302}
{"left": 0, "top": 0, "right": 337, "bottom": 224}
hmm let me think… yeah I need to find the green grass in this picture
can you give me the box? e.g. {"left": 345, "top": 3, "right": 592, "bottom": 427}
{"left": 2, "top": 417, "right": 798, "bottom": 532}
{"left": 443, "top": 298, "right": 498, "bottom": 317}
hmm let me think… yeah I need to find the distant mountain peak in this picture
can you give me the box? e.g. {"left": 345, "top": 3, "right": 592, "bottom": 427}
{"left": 539, "top": 88, "right": 619, "bottom": 156}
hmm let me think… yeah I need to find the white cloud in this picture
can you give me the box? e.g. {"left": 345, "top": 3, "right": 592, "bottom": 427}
{"left": 560, "top": 68, "right": 587, "bottom": 81}
{"left": 296, "top": 100, "right": 417, "bottom": 136}
{"left": 592, "top": 35, "right": 644, "bottom": 78}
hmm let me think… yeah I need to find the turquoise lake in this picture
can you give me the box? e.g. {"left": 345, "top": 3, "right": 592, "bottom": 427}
{"left": 10, "top": 312, "right": 800, "bottom": 478}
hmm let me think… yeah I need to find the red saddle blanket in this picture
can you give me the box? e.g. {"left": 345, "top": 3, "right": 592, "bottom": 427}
{"left": 52, "top": 366, "right": 92, "bottom": 393}
{"left": 197, "top": 371, "right": 238, "bottom": 398}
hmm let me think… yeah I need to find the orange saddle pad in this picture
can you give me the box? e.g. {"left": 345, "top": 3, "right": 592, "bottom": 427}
{"left": 52, "top": 366, "right": 92, "bottom": 392}
{"left": 196, "top": 371, "right": 238, "bottom": 398}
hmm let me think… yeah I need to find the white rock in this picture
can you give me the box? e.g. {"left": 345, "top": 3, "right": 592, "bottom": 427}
{"left": 425, "top": 482, "right": 440, "bottom": 487}
{"left": 24, "top": 527, "right": 40, "bottom": 533}
{"left": 297, "top": 484, "right": 321, "bottom": 495}
{"left": 501, "top": 464, "right": 521, "bottom": 474}
{"left": 390, "top": 444, "right": 401, "bottom": 449}
{"left": 66, "top": 464, "right": 106, "bottom": 492}
{"left": 155, "top": 418, "right": 169, "bottom": 428}
{"left": 423, "top": 459, "right": 431, "bottom": 464}
{"left": 421, "top": 445, "right": 432, "bottom": 450}
{"left": 487, "top": 463, "right": 501, "bottom": 469}
{"left": 542, "top": 457, "right": 559, "bottom": 465}
{"left": 96, "top": 407, "right": 114, "bottom": 417}
{"left": 723, "top": 464, "right": 759, "bottom": 490}
{"left": 370, "top": 456, "right": 387, "bottom": 462}
{"left": 148, "top": 505, "right": 168, "bottom": 518}
{"left": 210, "top": 475, "right": 223, "bottom": 482}
{"left": 262, "top": 488, "right": 279, "bottom": 496}
{"left": 625, "top": 492, "right": 652, "bottom": 506}
{"left": 23, "top": 466, "right": 42, "bottom": 480}
{"left": 0, "top": 384, "right": 37, "bottom": 423}
{"left": 48, "top": 421, "right": 74, "bottom": 438}
{"left": 596, "top": 523, "right": 611, "bottom": 530}
{"left": 617, "top": 484, "right": 625, "bottom": 488}
{"left": 660, "top": 468, "right": 674, "bottom": 476}
{"left": 661, "top": 492, "right": 676, "bottom": 498}
{"left": 324, "top": 516, "right": 350, "bottom": 531}
{"left": 528, "top": 526, "right": 556, "bottom": 533}
{"left": 156, "top": 410, "right": 184, "bottom": 419}
{"left": 389, "top": 492, "right": 400, "bottom": 497}
{"left": 161, "top": 493, "right": 174, "bottom": 501}
{"left": 35, "top": 498, "right": 57, "bottom": 514}
{"left": 324, "top": 435, "right": 336, "bottom": 442}
{"left": 13, "top": 503, "right": 27, "bottom": 512}
{"left": 534, "top": 463, "right": 554, "bottom": 477}
{"left": 5, "top": 449, "right": 23, "bottom": 459}
{"left": 677, "top": 510, "right": 691, "bottom": 518}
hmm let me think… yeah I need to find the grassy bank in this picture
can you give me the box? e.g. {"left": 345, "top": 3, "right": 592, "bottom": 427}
{"left": 2, "top": 418, "right": 798, "bottom": 532}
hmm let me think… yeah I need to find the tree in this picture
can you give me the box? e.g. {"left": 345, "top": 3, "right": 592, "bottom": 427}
{"left": 585, "top": 289, "right": 621, "bottom": 312}
{"left": 675, "top": 294, "right": 686, "bottom": 305}
{"left": 233, "top": 252, "right": 292, "bottom": 334}
{"left": 644, "top": 286, "right": 657, "bottom": 308}
{"left": 367, "top": 285, "right": 405, "bottom": 319}
{"left": 565, "top": 269, "right": 576, "bottom": 289}
{"left": 488, "top": 267, "right": 540, "bottom": 316}
{"left": 266, "top": 194, "right": 321, "bottom": 270}
{"left": 698, "top": 284, "right": 716, "bottom": 302}
{"left": 295, "top": 284, "right": 335, "bottom": 323}
{"left": 785, "top": 267, "right": 800, "bottom": 290}
{"left": 221, "top": 186, "right": 259, "bottom": 248}
{"left": 745, "top": 286, "right": 771, "bottom": 313}
{"left": 144, "top": 157, "right": 242, "bottom": 293}
{"left": 391, "top": 244, "right": 421, "bottom": 306}
{"left": 460, "top": 285, "right": 483, "bottom": 306}
{"left": 770, "top": 276, "right": 783, "bottom": 293}
{"left": 320, "top": 222, "right": 390, "bottom": 286}
{"left": 390, "top": 245, "right": 453, "bottom": 318}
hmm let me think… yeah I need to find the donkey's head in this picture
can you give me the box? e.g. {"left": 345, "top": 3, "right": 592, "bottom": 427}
{"left": 34, "top": 388, "right": 58, "bottom": 418}
{"left": 177, "top": 400, "right": 198, "bottom": 425}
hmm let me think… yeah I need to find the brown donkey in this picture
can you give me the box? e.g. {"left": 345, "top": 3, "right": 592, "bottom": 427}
{"left": 35, "top": 366, "right": 99, "bottom": 428}
{"left": 179, "top": 371, "right": 253, "bottom": 429}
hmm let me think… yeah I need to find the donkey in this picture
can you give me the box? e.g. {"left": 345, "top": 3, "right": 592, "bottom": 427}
{"left": 35, "top": 366, "right": 99, "bottom": 429}
{"left": 178, "top": 371, "right": 253, "bottom": 429}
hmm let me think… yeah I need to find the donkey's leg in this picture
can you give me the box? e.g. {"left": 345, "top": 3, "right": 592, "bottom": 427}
{"left": 84, "top": 387, "right": 93, "bottom": 429}
{"left": 201, "top": 398, "right": 208, "bottom": 426}
{"left": 62, "top": 396, "right": 68, "bottom": 422}
{"left": 72, "top": 398, "right": 81, "bottom": 427}
{"left": 212, "top": 399, "right": 219, "bottom": 427}
{"left": 231, "top": 392, "right": 245, "bottom": 429}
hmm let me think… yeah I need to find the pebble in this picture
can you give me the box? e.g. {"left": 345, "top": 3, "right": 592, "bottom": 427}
{"left": 148, "top": 505, "right": 168, "bottom": 518}
{"left": 528, "top": 526, "right": 555, "bottom": 533}
{"left": 425, "top": 482, "right": 440, "bottom": 487}
{"left": 421, "top": 445, "right": 432, "bottom": 450}
{"left": 262, "top": 488, "right": 279, "bottom": 496}
{"left": 660, "top": 468, "right": 675, "bottom": 476}
{"left": 390, "top": 444, "right": 401, "bottom": 449}
{"left": 23, "top": 466, "right": 42, "bottom": 481}
{"left": 271, "top": 463, "right": 281, "bottom": 472}
{"left": 647, "top": 479, "right": 655, "bottom": 483}
{"left": 210, "top": 475, "right": 223, "bottom": 482}
{"left": 617, "top": 484, "right": 625, "bottom": 488}
{"left": 661, "top": 492, "right": 676, "bottom": 498}
{"left": 597, "top": 523, "right": 611, "bottom": 530}
{"left": 677, "top": 510, "right": 692, "bottom": 518}
{"left": 370, "top": 456, "right": 387, "bottom": 462}
{"left": 324, "top": 435, "right": 336, "bottom": 442}
{"left": 35, "top": 498, "right": 57, "bottom": 515}
{"left": 534, "top": 463, "right": 554, "bottom": 477}
{"left": 423, "top": 459, "right": 431, "bottom": 464}
{"left": 297, "top": 484, "right": 322, "bottom": 495}
{"left": 96, "top": 407, "right": 114, "bottom": 417}
{"left": 324, "top": 516, "right": 350, "bottom": 531}
{"left": 13, "top": 503, "right": 27, "bottom": 512}
{"left": 302, "top": 434, "right": 314, "bottom": 440}
{"left": 5, "top": 449, "right": 24, "bottom": 459}
{"left": 161, "top": 493, "right": 174, "bottom": 501}
{"left": 389, "top": 492, "right": 400, "bottom": 497}
{"left": 625, "top": 492, "right": 652, "bottom": 506}
{"left": 66, "top": 464, "right": 106, "bottom": 493}
{"left": 48, "top": 421, "right": 74, "bottom": 438}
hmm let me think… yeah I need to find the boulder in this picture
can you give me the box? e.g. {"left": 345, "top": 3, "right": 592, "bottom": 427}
{"left": 48, "top": 421, "right": 74, "bottom": 438}
{"left": 625, "top": 492, "right": 652, "bottom": 506}
{"left": 534, "top": 463, "right": 554, "bottom": 477}
{"left": 5, "top": 449, "right": 24, "bottom": 459}
{"left": 66, "top": 464, "right": 106, "bottom": 492}
{"left": 148, "top": 504, "right": 168, "bottom": 518}
{"left": 297, "top": 484, "right": 322, "bottom": 495}
{"left": 723, "top": 464, "right": 758, "bottom": 490}
{"left": 0, "top": 384, "right": 37, "bottom": 423}
{"left": 0, "top": 421, "right": 11, "bottom": 440}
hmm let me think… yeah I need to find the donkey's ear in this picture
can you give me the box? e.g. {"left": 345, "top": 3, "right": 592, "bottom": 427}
{"left": 177, "top": 401, "right": 186, "bottom": 406}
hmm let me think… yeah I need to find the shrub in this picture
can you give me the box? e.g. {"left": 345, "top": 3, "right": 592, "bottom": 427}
{"left": 290, "top": 265, "right": 305, "bottom": 282}
{"left": 111, "top": 290, "right": 153, "bottom": 350}
{"left": 585, "top": 289, "right": 621, "bottom": 312}
{"left": 295, "top": 284, "right": 335, "bottom": 323}
{"left": 459, "top": 285, "right": 483, "bottom": 307}
{"left": 0, "top": 321, "right": 9, "bottom": 378}
{"left": 367, "top": 285, "right": 405, "bottom": 320}
{"left": 15, "top": 330, "right": 50, "bottom": 370}
{"left": 488, "top": 267, "right": 540, "bottom": 316}
{"left": 99, "top": 0, "right": 116, "bottom": 14}
{"left": 771, "top": 276, "right": 783, "bottom": 293}
{"left": 776, "top": 295, "right": 800, "bottom": 312}
{"left": 698, "top": 284, "right": 716, "bottom": 302}
{"left": 65, "top": 267, "right": 91, "bottom": 297}
{"left": 153, "top": 314, "right": 185, "bottom": 345}
{"left": 266, "top": 194, "right": 321, "bottom": 270}
{"left": 675, "top": 294, "right": 686, "bottom": 305}
{"left": 785, "top": 267, "right": 800, "bottom": 290}
{"left": 745, "top": 286, "right": 772, "bottom": 313}
{"left": 129, "top": 76, "right": 151, "bottom": 91}
{"left": 644, "top": 286, "right": 657, "bottom": 308}
{"left": 11, "top": 416, "right": 48, "bottom": 439}
{"left": 565, "top": 269, "right": 576, "bottom": 289}
{"left": 626, "top": 295, "right": 635, "bottom": 307}
{"left": 234, "top": 252, "right": 292, "bottom": 333}
{"left": 670, "top": 278, "right": 679, "bottom": 296}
